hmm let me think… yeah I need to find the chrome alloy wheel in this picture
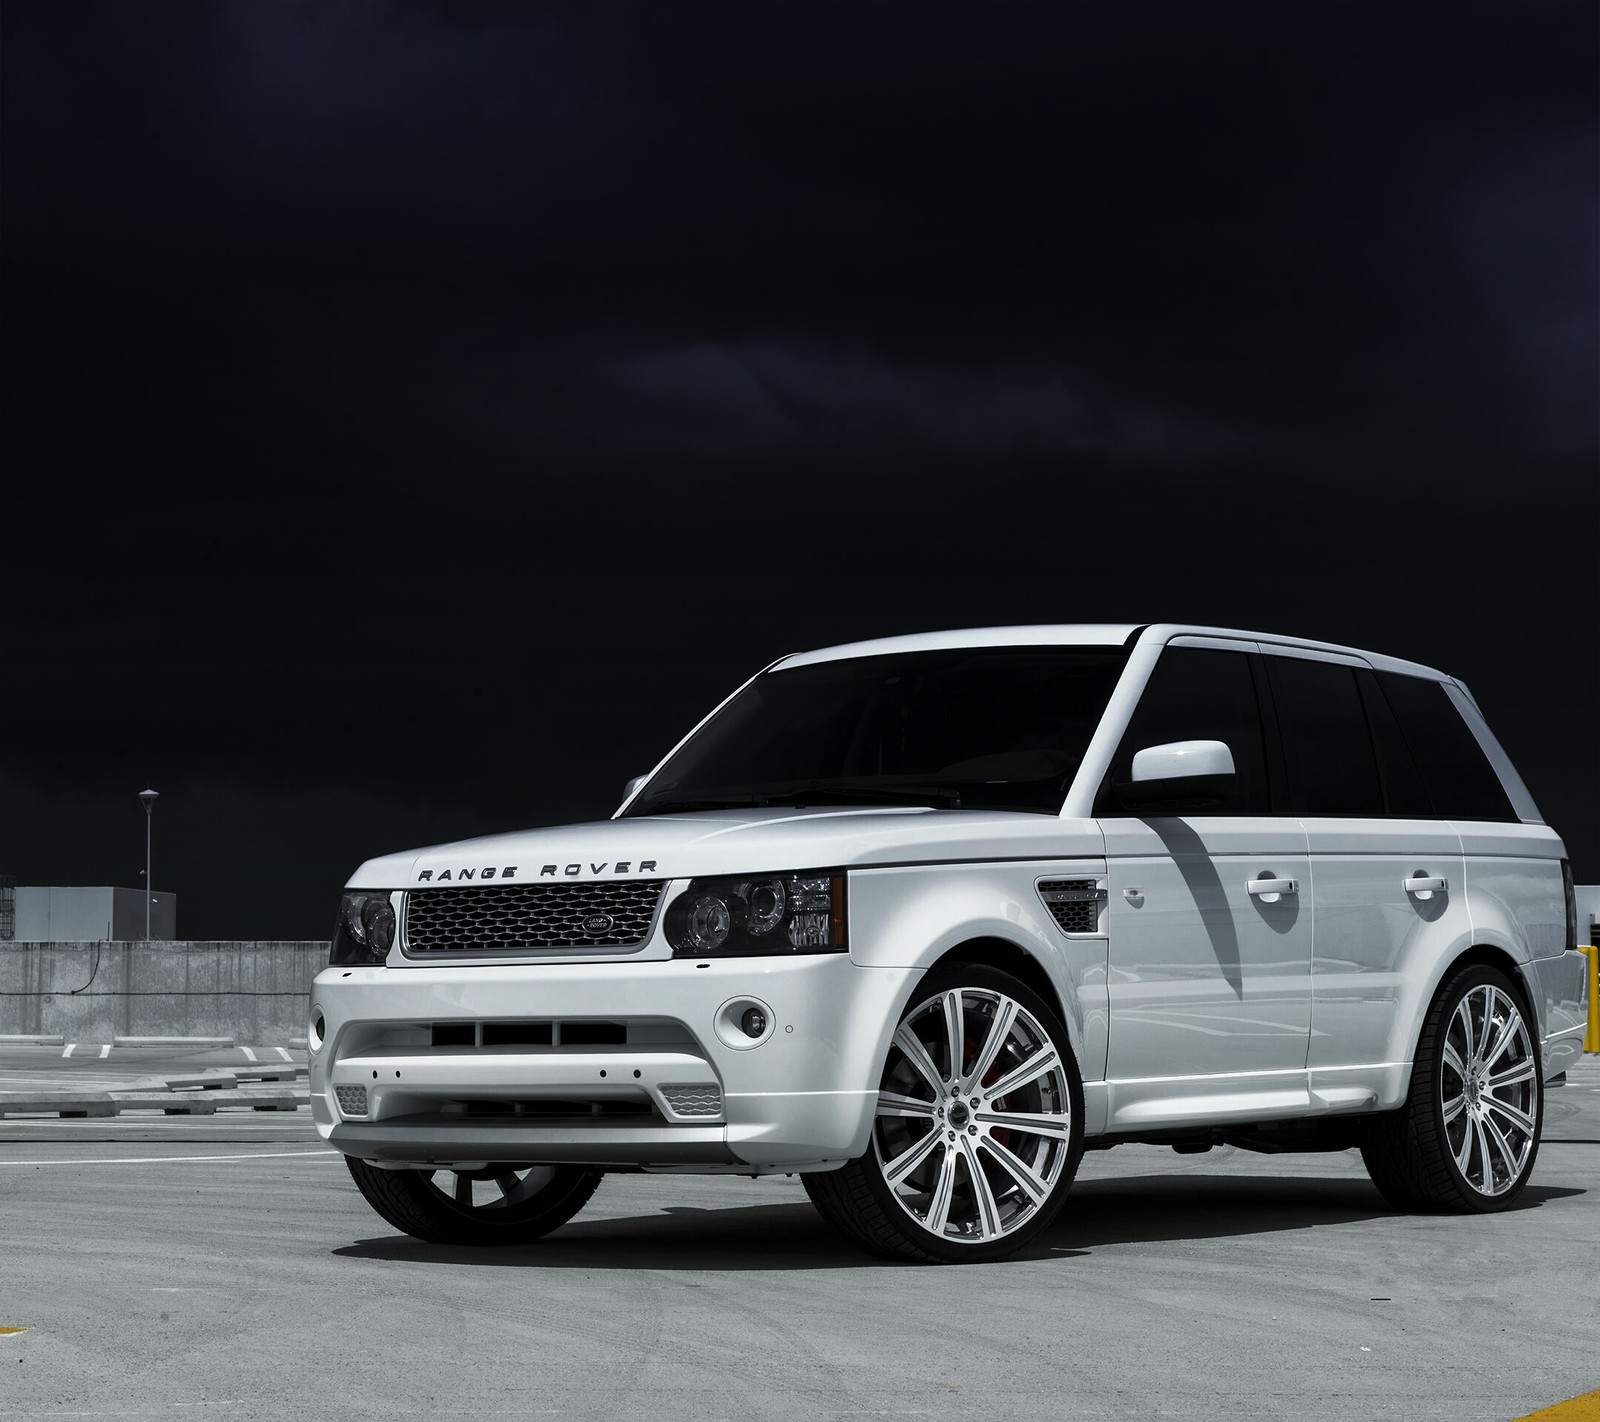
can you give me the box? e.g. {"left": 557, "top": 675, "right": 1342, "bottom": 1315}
{"left": 1442, "top": 983, "right": 1537, "bottom": 1197}
{"left": 423, "top": 1165, "right": 560, "bottom": 1214}
{"left": 873, "top": 987, "right": 1072, "bottom": 1246}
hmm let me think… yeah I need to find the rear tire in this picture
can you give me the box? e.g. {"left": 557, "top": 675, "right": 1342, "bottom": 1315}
{"left": 805, "top": 963, "right": 1084, "bottom": 1263}
{"left": 1361, "top": 963, "right": 1542, "bottom": 1212}
{"left": 345, "top": 1157, "right": 603, "bottom": 1244}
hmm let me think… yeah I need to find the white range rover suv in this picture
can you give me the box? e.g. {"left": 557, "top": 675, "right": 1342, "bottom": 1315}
{"left": 311, "top": 624, "right": 1589, "bottom": 1262}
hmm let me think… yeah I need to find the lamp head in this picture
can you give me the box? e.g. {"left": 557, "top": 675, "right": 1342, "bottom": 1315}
{"left": 138, "top": 788, "right": 159, "bottom": 815}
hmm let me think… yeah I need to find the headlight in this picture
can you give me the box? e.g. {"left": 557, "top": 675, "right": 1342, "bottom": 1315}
{"left": 330, "top": 891, "right": 396, "bottom": 966}
{"left": 664, "top": 872, "right": 846, "bottom": 958}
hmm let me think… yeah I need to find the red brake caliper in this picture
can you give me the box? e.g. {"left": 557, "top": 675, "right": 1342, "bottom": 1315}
{"left": 964, "top": 1029, "right": 1013, "bottom": 1185}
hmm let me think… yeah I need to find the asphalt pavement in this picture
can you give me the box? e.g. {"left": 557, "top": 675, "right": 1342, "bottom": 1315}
{"left": 0, "top": 1049, "right": 1596, "bottom": 1421}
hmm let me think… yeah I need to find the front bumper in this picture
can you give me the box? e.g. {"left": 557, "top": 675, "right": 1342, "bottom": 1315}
{"left": 309, "top": 952, "right": 915, "bottom": 1171}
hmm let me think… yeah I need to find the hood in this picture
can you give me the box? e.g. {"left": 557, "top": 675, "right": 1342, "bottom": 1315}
{"left": 347, "top": 807, "right": 1104, "bottom": 887}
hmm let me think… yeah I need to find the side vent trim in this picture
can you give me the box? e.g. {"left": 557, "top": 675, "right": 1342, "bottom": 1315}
{"left": 1037, "top": 879, "right": 1107, "bottom": 935}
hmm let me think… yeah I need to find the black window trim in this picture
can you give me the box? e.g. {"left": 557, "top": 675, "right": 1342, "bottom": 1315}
{"left": 1248, "top": 650, "right": 1290, "bottom": 815}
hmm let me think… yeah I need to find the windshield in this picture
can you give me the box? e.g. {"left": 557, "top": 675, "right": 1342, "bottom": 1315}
{"left": 625, "top": 646, "right": 1130, "bottom": 816}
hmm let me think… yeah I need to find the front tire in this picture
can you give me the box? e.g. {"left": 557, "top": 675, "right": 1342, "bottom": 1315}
{"left": 805, "top": 963, "right": 1084, "bottom": 1263}
{"left": 1361, "top": 963, "right": 1542, "bottom": 1212}
{"left": 346, "top": 1157, "right": 603, "bottom": 1244}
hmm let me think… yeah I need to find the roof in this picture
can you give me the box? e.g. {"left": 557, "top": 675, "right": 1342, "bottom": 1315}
{"left": 774, "top": 624, "right": 1450, "bottom": 680}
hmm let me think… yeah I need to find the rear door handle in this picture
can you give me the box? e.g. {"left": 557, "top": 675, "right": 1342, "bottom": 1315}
{"left": 1247, "top": 876, "right": 1299, "bottom": 897}
{"left": 1404, "top": 875, "right": 1449, "bottom": 895}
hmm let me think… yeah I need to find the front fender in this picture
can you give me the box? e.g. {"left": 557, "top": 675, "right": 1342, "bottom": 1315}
{"left": 848, "top": 859, "right": 1109, "bottom": 1101}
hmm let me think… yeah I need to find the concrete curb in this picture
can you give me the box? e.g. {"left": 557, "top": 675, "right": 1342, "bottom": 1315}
{"left": 108, "top": 1093, "right": 220, "bottom": 1116}
{"left": 0, "top": 1035, "right": 67, "bottom": 1046}
{"left": 164, "top": 1072, "right": 239, "bottom": 1090}
{"left": 113, "top": 1036, "right": 237, "bottom": 1048}
{"left": 0, "top": 1092, "right": 117, "bottom": 1118}
{"left": 0, "top": 1067, "right": 308, "bottom": 1117}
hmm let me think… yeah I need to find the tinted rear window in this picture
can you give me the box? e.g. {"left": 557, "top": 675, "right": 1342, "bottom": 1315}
{"left": 1356, "top": 670, "right": 1433, "bottom": 817}
{"left": 1374, "top": 672, "right": 1516, "bottom": 822}
{"left": 1264, "top": 657, "right": 1384, "bottom": 816}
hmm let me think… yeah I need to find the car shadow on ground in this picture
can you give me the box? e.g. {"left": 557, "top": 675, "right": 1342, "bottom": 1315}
{"left": 331, "top": 1175, "right": 1583, "bottom": 1271}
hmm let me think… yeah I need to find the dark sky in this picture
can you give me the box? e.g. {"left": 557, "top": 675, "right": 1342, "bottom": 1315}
{"left": 2, "top": 1, "right": 1595, "bottom": 938}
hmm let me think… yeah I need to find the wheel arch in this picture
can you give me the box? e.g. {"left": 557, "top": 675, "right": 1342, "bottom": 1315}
{"left": 912, "top": 934, "right": 1101, "bottom": 1099}
{"left": 1399, "top": 942, "right": 1541, "bottom": 1068}
{"left": 925, "top": 935, "right": 1070, "bottom": 1030}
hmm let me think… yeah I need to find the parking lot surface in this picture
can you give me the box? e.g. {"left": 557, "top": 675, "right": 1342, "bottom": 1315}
{"left": 1, "top": 1050, "right": 1596, "bottom": 1421}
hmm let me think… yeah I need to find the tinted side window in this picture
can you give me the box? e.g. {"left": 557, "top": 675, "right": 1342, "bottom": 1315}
{"left": 1098, "top": 647, "right": 1269, "bottom": 815}
{"left": 1356, "top": 670, "right": 1433, "bottom": 816}
{"left": 1263, "top": 657, "right": 1384, "bottom": 816}
{"left": 1375, "top": 672, "right": 1517, "bottom": 822}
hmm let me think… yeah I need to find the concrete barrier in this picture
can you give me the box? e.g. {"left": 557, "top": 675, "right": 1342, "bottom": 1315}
{"left": 0, "top": 1070, "right": 309, "bottom": 1117}
{"left": 114, "top": 1035, "right": 237, "bottom": 1048}
{"left": 0, "top": 1092, "right": 116, "bottom": 1118}
{"left": 108, "top": 1093, "right": 219, "bottom": 1115}
{"left": 0, "top": 941, "right": 324, "bottom": 1043}
{"left": 165, "top": 1072, "right": 239, "bottom": 1090}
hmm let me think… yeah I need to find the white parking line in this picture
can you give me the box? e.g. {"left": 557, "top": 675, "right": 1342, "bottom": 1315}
{"left": 62, "top": 1044, "right": 76, "bottom": 1058}
{"left": 274, "top": 1047, "right": 293, "bottom": 1061}
{"left": 0, "top": 1150, "right": 338, "bottom": 1166}
{"left": 99, "top": 1045, "right": 112, "bottom": 1059}
{"left": 240, "top": 1047, "right": 258, "bottom": 1062}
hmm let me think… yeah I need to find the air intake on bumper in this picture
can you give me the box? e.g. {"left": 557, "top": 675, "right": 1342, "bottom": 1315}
{"left": 660, "top": 1084, "right": 723, "bottom": 1118}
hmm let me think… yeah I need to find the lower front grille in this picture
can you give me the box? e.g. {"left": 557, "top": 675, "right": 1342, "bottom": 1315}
{"left": 428, "top": 1020, "right": 634, "bottom": 1049}
{"left": 335, "top": 1085, "right": 369, "bottom": 1117}
{"left": 403, "top": 880, "right": 668, "bottom": 954}
{"left": 440, "top": 1098, "right": 659, "bottom": 1121}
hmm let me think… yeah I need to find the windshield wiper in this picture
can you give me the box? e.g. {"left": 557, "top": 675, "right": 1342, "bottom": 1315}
{"left": 758, "top": 782, "right": 961, "bottom": 809}
{"left": 630, "top": 792, "right": 777, "bottom": 814}
{"left": 632, "top": 782, "right": 963, "bottom": 814}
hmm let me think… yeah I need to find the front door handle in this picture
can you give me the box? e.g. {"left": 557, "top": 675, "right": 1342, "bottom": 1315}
{"left": 1246, "top": 876, "right": 1299, "bottom": 898}
{"left": 1404, "top": 874, "right": 1449, "bottom": 896}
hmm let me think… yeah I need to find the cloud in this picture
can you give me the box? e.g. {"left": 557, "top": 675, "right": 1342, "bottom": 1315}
{"left": 483, "top": 337, "right": 1250, "bottom": 465}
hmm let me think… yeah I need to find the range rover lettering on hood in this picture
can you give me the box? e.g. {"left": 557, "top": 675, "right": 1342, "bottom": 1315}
{"left": 416, "top": 860, "right": 659, "bottom": 883}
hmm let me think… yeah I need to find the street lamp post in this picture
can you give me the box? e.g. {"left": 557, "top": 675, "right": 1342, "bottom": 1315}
{"left": 138, "top": 789, "right": 159, "bottom": 941}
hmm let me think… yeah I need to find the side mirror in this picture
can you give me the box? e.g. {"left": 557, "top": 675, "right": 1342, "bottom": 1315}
{"left": 1115, "top": 739, "right": 1237, "bottom": 808}
{"left": 622, "top": 774, "right": 648, "bottom": 802}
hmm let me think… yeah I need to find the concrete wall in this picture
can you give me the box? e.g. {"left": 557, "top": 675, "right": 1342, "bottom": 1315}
{"left": 14, "top": 888, "right": 177, "bottom": 942}
{"left": 1577, "top": 886, "right": 1600, "bottom": 947}
{"left": 0, "top": 942, "right": 323, "bottom": 1042}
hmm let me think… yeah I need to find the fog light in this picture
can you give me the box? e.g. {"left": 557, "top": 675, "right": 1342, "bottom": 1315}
{"left": 714, "top": 996, "right": 775, "bottom": 1050}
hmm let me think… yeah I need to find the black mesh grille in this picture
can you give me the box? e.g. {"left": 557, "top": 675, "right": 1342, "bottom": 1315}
{"left": 1038, "top": 879, "right": 1105, "bottom": 934}
{"left": 403, "top": 881, "right": 666, "bottom": 954}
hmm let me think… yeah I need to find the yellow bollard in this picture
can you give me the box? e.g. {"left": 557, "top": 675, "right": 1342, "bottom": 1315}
{"left": 1585, "top": 945, "right": 1600, "bottom": 1055}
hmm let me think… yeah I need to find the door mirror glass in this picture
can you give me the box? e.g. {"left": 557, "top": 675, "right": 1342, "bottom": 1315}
{"left": 1117, "top": 739, "right": 1237, "bottom": 808}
